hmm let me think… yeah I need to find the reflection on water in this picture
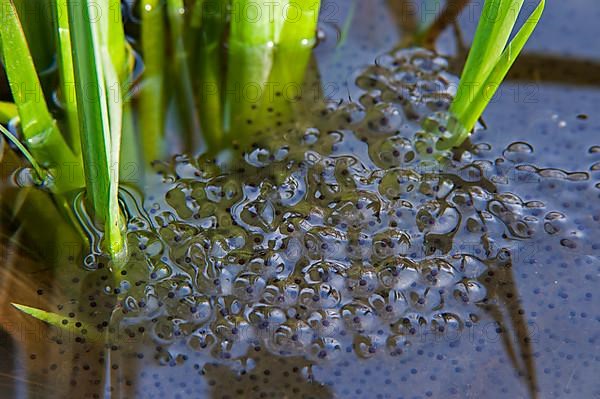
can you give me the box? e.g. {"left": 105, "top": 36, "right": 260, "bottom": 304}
{"left": 1, "top": 1, "right": 599, "bottom": 399}
{"left": 204, "top": 350, "right": 333, "bottom": 399}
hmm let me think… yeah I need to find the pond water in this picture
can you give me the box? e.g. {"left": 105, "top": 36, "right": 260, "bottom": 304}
{"left": 0, "top": 1, "right": 599, "bottom": 398}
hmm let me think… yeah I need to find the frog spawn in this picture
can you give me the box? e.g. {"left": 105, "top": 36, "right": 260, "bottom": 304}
{"left": 100, "top": 48, "right": 554, "bottom": 369}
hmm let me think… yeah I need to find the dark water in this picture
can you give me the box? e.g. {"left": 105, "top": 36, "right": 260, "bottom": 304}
{"left": 1, "top": 1, "right": 599, "bottom": 398}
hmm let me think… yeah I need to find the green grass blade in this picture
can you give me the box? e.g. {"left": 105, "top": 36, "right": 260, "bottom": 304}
{"left": 52, "top": 0, "right": 81, "bottom": 154}
{"left": 0, "top": 101, "right": 17, "bottom": 123}
{"left": 119, "top": 103, "right": 140, "bottom": 183}
{"left": 444, "top": 0, "right": 544, "bottom": 149}
{"left": 102, "top": 36, "right": 127, "bottom": 262}
{"left": 275, "top": 0, "right": 321, "bottom": 50}
{"left": 451, "top": 0, "right": 525, "bottom": 118}
{"left": 108, "top": 0, "right": 128, "bottom": 81}
{"left": 105, "top": 0, "right": 139, "bottom": 181}
{"left": 12, "top": 0, "right": 55, "bottom": 86}
{"left": 12, "top": 303, "right": 93, "bottom": 333}
{"left": 0, "top": 0, "right": 83, "bottom": 192}
{"left": 140, "top": 0, "right": 167, "bottom": 162}
{"left": 67, "top": 0, "right": 126, "bottom": 259}
{"left": 99, "top": 0, "right": 128, "bottom": 203}
{"left": 187, "top": 0, "right": 207, "bottom": 61}
{"left": 189, "top": 0, "right": 207, "bottom": 29}
{"left": 458, "top": 0, "right": 545, "bottom": 134}
{"left": 52, "top": 0, "right": 129, "bottom": 159}
{"left": 0, "top": 123, "right": 46, "bottom": 180}
{"left": 67, "top": 1, "right": 111, "bottom": 215}
{"left": 100, "top": 1, "right": 125, "bottom": 162}
{"left": 0, "top": 0, "right": 55, "bottom": 135}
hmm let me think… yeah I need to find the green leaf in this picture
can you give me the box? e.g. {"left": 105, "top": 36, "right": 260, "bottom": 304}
{"left": 107, "top": 0, "right": 129, "bottom": 82}
{"left": 52, "top": 0, "right": 81, "bottom": 154}
{"left": 275, "top": 0, "right": 321, "bottom": 49}
{"left": 446, "top": 0, "right": 545, "bottom": 147}
{"left": 0, "top": 0, "right": 83, "bottom": 192}
{"left": 11, "top": 303, "right": 94, "bottom": 333}
{"left": 0, "top": 123, "right": 47, "bottom": 180}
{"left": 105, "top": 0, "right": 139, "bottom": 181}
{"left": 12, "top": 0, "right": 56, "bottom": 86}
{"left": 452, "top": 0, "right": 525, "bottom": 119}
{"left": 189, "top": 0, "right": 207, "bottom": 29}
{"left": 458, "top": 0, "right": 545, "bottom": 136}
{"left": 67, "top": 0, "right": 126, "bottom": 259}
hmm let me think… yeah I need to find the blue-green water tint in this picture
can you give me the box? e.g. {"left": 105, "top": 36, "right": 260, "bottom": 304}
{"left": 1, "top": 1, "right": 600, "bottom": 398}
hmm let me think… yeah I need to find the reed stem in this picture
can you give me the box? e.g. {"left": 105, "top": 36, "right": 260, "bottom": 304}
{"left": 224, "top": 0, "right": 274, "bottom": 136}
{"left": 195, "top": 0, "right": 227, "bottom": 149}
{"left": 52, "top": 0, "right": 81, "bottom": 154}
{"left": 167, "top": 0, "right": 201, "bottom": 152}
{"left": 0, "top": 0, "right": 83, "bottom": 192}
{"left": 444, "top": 0, "right": 545, "bottom": 148}
{"left": 140, "top": 0, "right": 167, "bottom": 163}
{"left": 67, "top": 0, "right": 126, "bottom": 260}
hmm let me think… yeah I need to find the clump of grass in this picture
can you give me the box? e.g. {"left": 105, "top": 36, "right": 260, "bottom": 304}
{"left": 66, "top": 0, "right": 128, "bottom": 260}
{"left": 0, "top": 0, "right": 545, "bottom": 261}
{"left": 0, "top": 0, "right": 82, "bottom": 192}
{"left": 0, "top": 0, "right": 324, "bottom": 264}
{"left": 439, "top": 0, "right": 545, "bottom": 149}
{"left": 0, "top": 0, "right": 129, "bottom": 261}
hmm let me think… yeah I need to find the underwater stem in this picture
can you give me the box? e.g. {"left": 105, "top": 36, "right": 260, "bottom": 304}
{"left": 140, "top": 0, "right": 167, "bottom": 163}
{"left": 167, "top": 0, "right": 201, "bottom": 151}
